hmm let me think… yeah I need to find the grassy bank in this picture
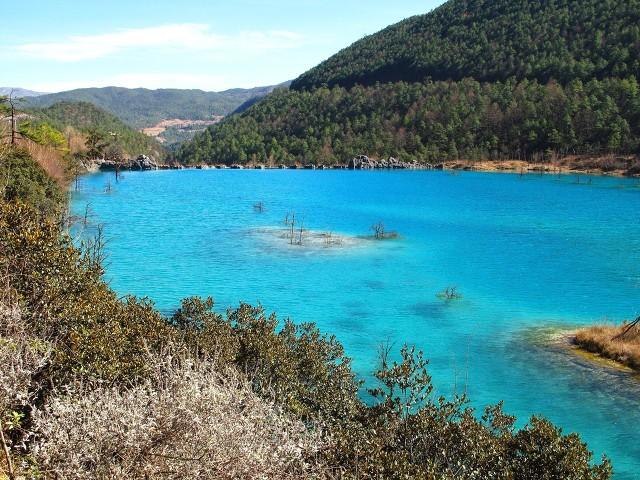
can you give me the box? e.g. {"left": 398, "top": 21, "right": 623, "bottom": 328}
{"left": 574, "top": 319, "right": 640, "bottom": 371}
{"left": 444, "top": 155, "right": 640, "bottom": 177}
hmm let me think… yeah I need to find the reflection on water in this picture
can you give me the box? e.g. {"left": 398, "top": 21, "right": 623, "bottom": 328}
{"left": 72, "top": 169, "right": 640, "bottom": 478}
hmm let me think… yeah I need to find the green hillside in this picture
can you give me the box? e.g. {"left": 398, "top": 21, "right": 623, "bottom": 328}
{"left": 175, "top": 78, "right": 640, "bottom": 165}
{"left": 177, "top": 0, "right": 640, "bottom": 166}
{"left": 291, "top": 0, "right": 640, "bottom": 90}
{"left": 32, "top": 101, "right": 165, "bottom": 160}
{"left": 27, "top": 85, "right": 286, "bottom": 129}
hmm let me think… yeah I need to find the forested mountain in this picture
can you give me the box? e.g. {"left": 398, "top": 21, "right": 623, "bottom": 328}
{"left": 27, "top": 84, "right": 286, "bottom": 129}
{"left": 176, "top": 0, "right": 640, "bottom": 166}
{"left": 291, "top": 0, "right": 640, "bottom": 90}
{"left": 176, "top": 78, "right": 640, "bottom": 165}
{"left": 31, "top": 101, "right": 165, "bottom": 159}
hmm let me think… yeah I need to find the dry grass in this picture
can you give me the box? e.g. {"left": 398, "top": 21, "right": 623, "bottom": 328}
{"left": 64, "top": 126, "right": 88, "bottom": 157}
{"left": 17, "top": 138, "right": 69, "bottom": 186}
{"left": 574, "top": 321, "right": 640, "bottom": 370}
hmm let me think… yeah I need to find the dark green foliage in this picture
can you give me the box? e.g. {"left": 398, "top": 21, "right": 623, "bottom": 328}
{"left": 176, "top": 77, "right": 640, "bottom": 165}
{"left": 32, "top": 101, "right": 165, "bottom": 160}
{"left": 324, "top": 345, "right": 612, "bottom": 479}
{"left": 0, "top": 200, "right": 171, "bottom": 383}
{"left": 84, "top": 128, "right": 110, "bottom": 159}
{"left": 172, "top": 298, "right": 361, "bottom": 422}
{"left": 0, "top": 148, "right": 65, "bottom": 215}
{"left": 291, "top": 0, "right": 640, "bottom": 90}
{"left": 26, "top": 84, "right": 289, "bottom": 129}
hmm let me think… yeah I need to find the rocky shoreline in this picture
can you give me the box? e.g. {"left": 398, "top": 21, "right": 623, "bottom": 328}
{"left": 85, "top": 154, "right": 640, "bottom": 177}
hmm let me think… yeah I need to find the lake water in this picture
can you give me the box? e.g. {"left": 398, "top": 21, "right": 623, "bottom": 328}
{"left": 72, "top": 169, "right": 640, "bottom": 478}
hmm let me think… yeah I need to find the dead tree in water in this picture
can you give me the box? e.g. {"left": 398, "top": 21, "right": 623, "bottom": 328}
{"left": 83, "top": 203, "right": 92, "bottom": 227}
{"left": 253, "top": 202, "right": 265, "bottom": 213}
{"left": 297, "top": 219, "right": 304, "bottom": 246}
{"left": 371, "top": 221, "right": 385, "bottom": 239}
{"left": 284, "top": 211, "right": 296, "bottom": 245}
{"left": 438, "top": 286, "right": 462, "bottom": 300}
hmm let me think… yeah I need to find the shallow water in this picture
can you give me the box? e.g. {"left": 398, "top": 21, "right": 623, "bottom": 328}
{"left": 72, "top": 169, "right": 640, "bottom": 477}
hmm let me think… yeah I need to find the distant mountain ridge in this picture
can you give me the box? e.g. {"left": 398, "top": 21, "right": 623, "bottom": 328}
{"left": 0, "top": 87, "right": 48, "bottom": 98}
{"left": 26, "top": 83, "right": 289, "bottom": 129}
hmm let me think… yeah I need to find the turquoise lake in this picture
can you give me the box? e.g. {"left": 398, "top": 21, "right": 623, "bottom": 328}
{"left": 72, "top": 169, "right": 640, "bottom": 478}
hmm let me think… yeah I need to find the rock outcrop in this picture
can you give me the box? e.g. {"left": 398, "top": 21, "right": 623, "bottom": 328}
{"left": 348, "top": 155, "right": 433, "bottom": 170}
{"left": 130, "top": 155, "right": 158, "bottom": 171}
{"left": 95, "top": 155, "right": 159, "bottom": 172}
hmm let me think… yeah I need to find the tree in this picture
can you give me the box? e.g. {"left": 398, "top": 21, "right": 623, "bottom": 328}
{"left": 0, "top": 93, "right": 19, "bottom": 145}
{"left": 85, "top": 129, "right": 109, "bottom": 159}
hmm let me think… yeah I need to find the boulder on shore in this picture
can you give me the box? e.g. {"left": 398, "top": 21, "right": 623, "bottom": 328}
{"left": 96, "top": 154, "right": 159, "bottom": 172}
{"left": 347, "top": 155, "right": 430, "bottom": 170}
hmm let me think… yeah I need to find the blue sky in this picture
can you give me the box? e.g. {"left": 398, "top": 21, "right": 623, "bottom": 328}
{"left": 1, "top": 0, "right": 444, "bottom": 93}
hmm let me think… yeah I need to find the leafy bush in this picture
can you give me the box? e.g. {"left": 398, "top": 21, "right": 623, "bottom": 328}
{"left": 322, "top": 345, "right": 612, "bottom": 479}
{"left": 172, "top": 298, "right": 361, "bottom": 422}
{"left": 0, "top": 147, "right": 66, "bottom": 215}
{"left": 0, "top": 200, "right": 171, "bottom": 384}
{"left": 18, "top": 122, "right": 67, "bottom": 150}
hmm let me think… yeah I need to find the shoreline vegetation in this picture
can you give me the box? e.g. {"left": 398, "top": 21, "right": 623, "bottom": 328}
{"left": 573, "top": 319, "right": 640, "bottom": 372}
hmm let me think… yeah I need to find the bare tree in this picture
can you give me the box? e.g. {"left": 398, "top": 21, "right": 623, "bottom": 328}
{"left": 0, "top": 91, "right": 20, "bottom": 146}
{"left": 612, "top": 316, "right": 640, "bottom": 341}
{"left": 284, "top": 211, "right": 296, "bottom": 245}
{"left": 297, "top": 218, "right": 304, "bottom": 246}
{"left": 371, "top": 221, "right": 385, "bottom": 239}
{"left": 8, "top": 92, "right": 17, "bottom": 146}
{"left": 438, "top": 286, "right": 462, "bottom": 300}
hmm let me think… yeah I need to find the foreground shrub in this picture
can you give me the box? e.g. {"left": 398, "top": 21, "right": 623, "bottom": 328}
{"left": 32, "top": 353, "right": 327, "bottom": 480}
{"left": 0, "top": 147, "right": 65, "bottom": 216}
{"left": 172, "top": 304, "right": 613, "bottom": 479}
{"left": 323, "top": 346, "right": 613, "bottom": 479}
{"left": 173, "top": 298, "right": 361, "bottom": 423}
{"left": 0, "top": 201, "right": 172, "bottom": 384}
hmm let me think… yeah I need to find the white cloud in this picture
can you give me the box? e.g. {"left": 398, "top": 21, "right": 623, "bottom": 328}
{"left": 17, "top": 24, "right": 304, "bottom": 62}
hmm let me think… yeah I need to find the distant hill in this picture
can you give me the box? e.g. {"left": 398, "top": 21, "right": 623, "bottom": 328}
{"left": 177, "top": 0, "right": 640, "bottom": 166}
{"left": 26, "top": 84, "right": 288, "bottom": 129}
{"left": 0, "top": 87, "right": 48, "bottom": 98}
{"left": 31, "top": 101, "right": 165, "bottom": 160}
{"left": 291, "top": 0, "right": 640, "bottom": 90}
